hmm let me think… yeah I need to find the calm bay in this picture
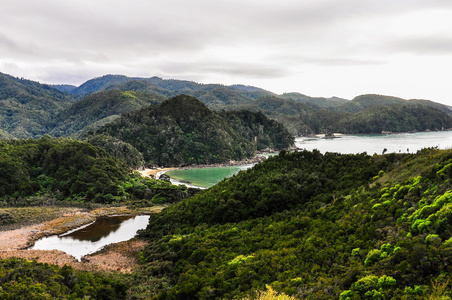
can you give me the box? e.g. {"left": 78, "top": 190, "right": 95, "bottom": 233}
{"left": 167, "top": 131, "right": 452, "bottom": 189}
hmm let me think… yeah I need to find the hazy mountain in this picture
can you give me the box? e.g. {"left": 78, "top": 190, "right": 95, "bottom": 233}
{"left": 51, "top": 84, "right": 77, "bottom": 93}
{"left": 2, "top": 72, "right": 452, "bottom": 139}
{"left": 337, "top": 104, "right": 452, "bottom": 133}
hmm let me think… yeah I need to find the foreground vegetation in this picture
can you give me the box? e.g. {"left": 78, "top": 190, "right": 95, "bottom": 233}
{"left": 0, "top": 258, "right": 127, "bottom": 299}
{"left": 3, "top": 147, "right": 452, "bottom": 298}
{"left": 135, "top": 148, "right": 452, "bottom": 299}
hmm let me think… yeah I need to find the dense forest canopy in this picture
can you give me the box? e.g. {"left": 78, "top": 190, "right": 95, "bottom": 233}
{"left": 136, "top": 148, "right": 452, "bottom": 299}
{"left": 3, "top": 147, "right": 452, "bottom": 298}
{"left": 0, "top": 137, "right": 194, "bottom": 205}
{"left": 233, "top": 96, "right": 452, "bottom": 136}
{"left": 0, "top": 72, "right": 75, "bottom": 138}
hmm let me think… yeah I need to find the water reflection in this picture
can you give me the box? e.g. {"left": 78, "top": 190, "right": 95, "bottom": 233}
{"left": 30, "top": 215, "right": 150, "bottom": 260}
{"left": 62, "top": 215, "right": 131, "bottom": 242}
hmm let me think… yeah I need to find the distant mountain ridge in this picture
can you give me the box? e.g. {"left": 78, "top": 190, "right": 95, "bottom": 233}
{"left": 338, "top": 94, "right": 452, "bottom": 115}
{"left": 0, "top": 72, "right": 451, "bottom": 139}
{"left": 53, "top": 74, "right": 274, "bottom": 108}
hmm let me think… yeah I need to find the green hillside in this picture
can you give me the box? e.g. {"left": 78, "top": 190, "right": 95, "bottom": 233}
{"left": 93, "top": 95, "right": 294, "bottom": 167}
{"left": 49, "top": 90, "right": 165, "bottom": 137}
{"left": 55, "top": 74, "right": 275, "bottom": 108}
{"left": 231, "top": 96, "right": 320, "bottom": 136}
{"left": 0, "top": 72, "right": 75, "bottom": 138}
{"left": 339, "top": 94, "right": 407, "bottom": 113}
{"left": 280, "top": 92, "right": 348, "bottom": 108}
{"left": 235, "top": 96, "right": 452, "bottom": 135}
{"left": 69, "top": 74, "right": 136, "bottom": 95}
{"left": 337, "top": 104, "right": 452, "bottom": 133}
{"left": 3, "top": 147, "right": 452, "bottom": 299}
{"left": 0, "top": 137, "right": 192, "bottom": 205}
{"left": 4, "top": 73, "right": 452, "bottom": 139}
{"left": 135, "top": 148, "right": 452, "bottom": 299}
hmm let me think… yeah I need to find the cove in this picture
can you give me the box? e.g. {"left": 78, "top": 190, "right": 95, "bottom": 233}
{"left": 166, "top": 165, "right": 252, "bottom": 188}
{"left": 30, "top": 215, "right": 150, "bottom": 260}
{"left": 167, "top": 131, "right": 452, "bottom": 189}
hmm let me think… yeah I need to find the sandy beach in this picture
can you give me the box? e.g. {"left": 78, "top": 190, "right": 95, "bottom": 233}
{"left": 137, "top": 167, "right": 176, "bottom": 178}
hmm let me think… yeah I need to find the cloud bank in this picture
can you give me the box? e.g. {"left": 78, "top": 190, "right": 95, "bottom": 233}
{"left": 1, "top": 0, "right": 452, "bottom": 104}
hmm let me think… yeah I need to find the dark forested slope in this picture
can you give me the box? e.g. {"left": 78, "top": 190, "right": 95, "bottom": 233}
{"left": 0, "top": 73, "right": 75, "bottom": 138}
{"left": 0, "top": 137, "right": 193, "bottom": 205}
{"left": 136, "top": 148, "right": 452, "bottom": 299}
{"left": 94, "top": 95, "right": 294, "bottom": 167}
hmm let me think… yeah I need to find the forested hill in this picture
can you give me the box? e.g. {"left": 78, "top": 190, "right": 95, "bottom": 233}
{"left": 0, "top": 137, "right": 193, "bottom": 205}
{"left": 0, "top": 72, "right": 75, "bottom": 138}
{"left": 48, "top": 90, "right": 166, "bottom": 138}
{"left": 234, "top": 96, "right": 452, "bottom": 136}
{"left": 92, "top": 95, "right": 294, "bottom": 167}
{"left": 54, "top": 74, "right": 273, "bottom": 108}
{"left": 338, "top": 94, "right": 452, "bottom": 116}
{"left": 335, "top": 104, "right": 452, "bottom": 133}
{"left": 136, "top": 148, "right": 452, "bottom": 299}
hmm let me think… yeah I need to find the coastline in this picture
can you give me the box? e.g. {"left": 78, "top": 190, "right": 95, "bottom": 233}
{"left": 137, "top": 152, "right": 274, "bottom": 189}
{"left": 136, "top": 152, "right": 272, "bottom": 188}
{"left": 299, "top": 128, "right": 452, "bottom": 139}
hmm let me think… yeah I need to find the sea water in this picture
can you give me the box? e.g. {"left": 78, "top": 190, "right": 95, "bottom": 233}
{"left": 166, "top": 131, "right": 452, "bottom": 189}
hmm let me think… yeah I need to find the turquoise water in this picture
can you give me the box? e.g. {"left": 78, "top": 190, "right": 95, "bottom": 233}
{"left": 167, "top": 131, "right": 452, "bottom": 189}
{"left": 166, "top": 165, "right": 251, "bottom": 188}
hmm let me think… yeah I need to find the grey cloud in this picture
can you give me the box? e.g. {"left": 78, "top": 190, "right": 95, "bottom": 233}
{"left": 202, "top": 64, "right": 290, "bottom": 79}
{"left": 1, "top": 0, "right": 452, "bottom": 104}
{"left": 387, "top": 37, "right": 452, "bottom": 55}
{"left": 153, "top": 60, "right": 290, "bottom": 80}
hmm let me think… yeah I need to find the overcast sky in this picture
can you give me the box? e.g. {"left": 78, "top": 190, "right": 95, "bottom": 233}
{"left": 1, "top": 0, "right": 452, "bottom": 105}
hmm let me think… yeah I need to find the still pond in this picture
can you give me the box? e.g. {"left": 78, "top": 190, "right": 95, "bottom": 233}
{"left": 30, "top": 215, "right": 150, "bottom": 260}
